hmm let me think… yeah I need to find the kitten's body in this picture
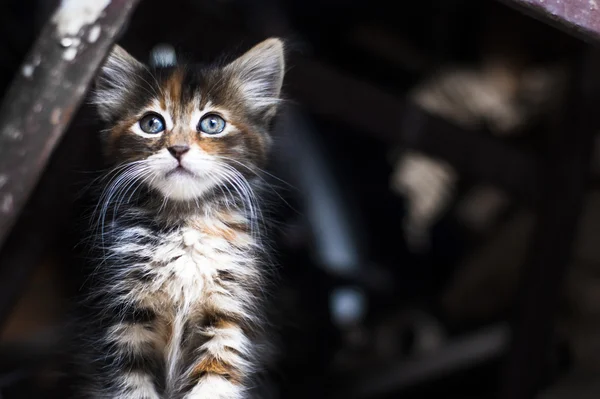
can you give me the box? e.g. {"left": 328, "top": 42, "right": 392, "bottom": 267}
{"left": 69, "top": 39, "right": 284, "bottom": 399}
{"left": 74, "top": 201, "right": 266, "bottom": 399}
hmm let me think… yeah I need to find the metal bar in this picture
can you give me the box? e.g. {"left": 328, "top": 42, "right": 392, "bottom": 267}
{"left": 0, "top": 0, "right": 141, "bottom": 250}
{"left": 498, "top": 0, "right": 600, "bottom": 45}
{"left": 0, "top": 112, "right": 98, "bottom": 328}
{"left": 500, "top": 49, "right": 600, "bottom": 399}
{"left": 337, "top": 324, "right": 509, "bottom": 399}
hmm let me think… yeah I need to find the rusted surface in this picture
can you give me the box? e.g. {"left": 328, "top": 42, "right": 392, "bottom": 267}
{"left": 0, "top": 0, "right": 140, "bottom": 249}
{"left": 499, "top": 0, "right": 600, "bottom": 43}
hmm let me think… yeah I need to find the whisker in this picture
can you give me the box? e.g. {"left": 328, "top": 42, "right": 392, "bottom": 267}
{"left": 213, "top": 155, "right": 298, "bottom": 215}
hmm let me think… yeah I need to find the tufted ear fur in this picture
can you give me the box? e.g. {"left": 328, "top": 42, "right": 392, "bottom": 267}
{"left": 224, "top": 38, "right": 285, "bottom": 116}
{"left": 93, "top": 45, "right": 145, "bottom": 121}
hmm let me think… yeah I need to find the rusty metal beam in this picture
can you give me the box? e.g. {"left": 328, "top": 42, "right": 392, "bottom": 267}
{"left": 0, "top": 0, "right": 141, "bottom": 250}
{"left": 498, "top": 0, "right": 600, "bottom": 44}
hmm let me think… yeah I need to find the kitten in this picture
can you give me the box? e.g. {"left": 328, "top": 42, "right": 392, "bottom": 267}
{"left": 69, "top": 38, "right": 285, "bottom": 399}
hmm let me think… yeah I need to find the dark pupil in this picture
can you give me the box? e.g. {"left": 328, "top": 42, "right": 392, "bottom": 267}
{"left": 208, "top": 118, "right": 217, "bottom": 128}
{"left": 147, "top": 118, "right": 159, "bottom": 130}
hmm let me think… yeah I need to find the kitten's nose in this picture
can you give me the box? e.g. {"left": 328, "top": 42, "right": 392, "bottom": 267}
{"left": 168, "top": 145, "right": 190, "bottom": 161}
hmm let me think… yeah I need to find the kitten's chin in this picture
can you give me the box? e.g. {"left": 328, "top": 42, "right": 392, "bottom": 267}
{"left": 150, "top": 173, "right": 216, "bottom": 201}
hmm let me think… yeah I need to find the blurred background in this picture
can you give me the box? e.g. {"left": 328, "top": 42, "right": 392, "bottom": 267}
{"left": 2, "top": 0, "right": 600, "bottom": 398}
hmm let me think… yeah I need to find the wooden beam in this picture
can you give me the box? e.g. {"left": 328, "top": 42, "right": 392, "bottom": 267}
{"left": 0, "top": 0, "right": 140, "bottom": 250}
{"left": 498, "top": 0, "right": 600, "bottom": 45}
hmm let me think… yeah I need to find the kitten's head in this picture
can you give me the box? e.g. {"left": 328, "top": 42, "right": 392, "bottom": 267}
{"left": 94, "top": 38, "right": 285, "bottom": 201}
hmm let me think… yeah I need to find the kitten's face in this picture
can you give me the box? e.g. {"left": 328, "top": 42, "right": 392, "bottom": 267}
{"left": 94, "top": 39, "right": 284, "bottom": 201}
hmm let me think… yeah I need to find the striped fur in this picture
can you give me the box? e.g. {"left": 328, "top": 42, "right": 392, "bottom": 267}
{"left": 69, "top": 39, "right": 284, "bottom": 399}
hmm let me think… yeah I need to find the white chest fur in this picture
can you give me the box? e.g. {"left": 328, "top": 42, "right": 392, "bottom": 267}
{"left": 104, "top": 211, "right": 261, "bottom": 392}
{"left": 148, "top": 225, "right": 249, "bottom": 308}
{"left": 129, "top": 219, "right": 256, "bottom": 385}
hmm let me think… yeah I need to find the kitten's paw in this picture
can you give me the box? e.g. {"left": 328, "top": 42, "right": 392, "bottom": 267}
{"left": 115, "top": 372, "right": 161, "bottom": 399}
{"left": 184, "top": 375, "right": 245, "bottom": 399}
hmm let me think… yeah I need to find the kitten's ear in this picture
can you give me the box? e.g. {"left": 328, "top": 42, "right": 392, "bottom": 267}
{"left": 225, "top": 38, "right": 285, "bottom": 114}
{"left": 94, "top": 45, "right": 144, "bottom": 121}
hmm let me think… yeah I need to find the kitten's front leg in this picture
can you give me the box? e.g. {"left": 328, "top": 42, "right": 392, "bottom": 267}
{"left": 183, "top": 316, "right": 252, "bottom": 399}
{"left": 95, "top": 316, "right": 165, "bottom": 399}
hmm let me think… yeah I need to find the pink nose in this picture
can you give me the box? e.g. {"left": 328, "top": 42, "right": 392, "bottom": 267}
{"left": 168, "top": 145, "right": 190, "bottom": 161}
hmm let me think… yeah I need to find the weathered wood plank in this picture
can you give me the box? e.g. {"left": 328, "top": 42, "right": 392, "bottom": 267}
{"left": 498, "top": 0, "right": 600, "bottom": 44}
{"left": 0, "top": 0, "right": 140, "bottom": 249}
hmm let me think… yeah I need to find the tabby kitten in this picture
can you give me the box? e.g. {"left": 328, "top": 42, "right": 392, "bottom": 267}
{"left": 70, "top": 38, "right": 285, "bottom": 399}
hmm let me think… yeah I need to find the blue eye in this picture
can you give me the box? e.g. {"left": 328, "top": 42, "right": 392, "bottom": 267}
{"left": 198, "top": 114, "right": 226, "bottom": 135}
{"left": 139, "top": 113, "right": 165, "bottom": 134}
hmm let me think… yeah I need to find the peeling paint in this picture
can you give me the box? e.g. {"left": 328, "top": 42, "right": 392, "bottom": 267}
{"left": 1, "top": 194, "right": 13, "bottom": 213}
{"left": 63, "top": 47, "right": 78, "bottom": 61}
{"left": 60, "top": 37, "right": 74, "bottom": 47}
{"left": 22, "top": 64, "right": 34, "bottom": 78}
{"left": 3, "top": 126, "right": 22, "bottom": 140}
{"left": 51, "top": 108, "right": 62, "bottom": 125}
{"left": 88, "top": 25, "right": 101, "bottom": 43}
{"left": 61, "top": 36, "right": 81, "bottom": 60}
{"left": 52, "top": 0, "right": 111, "bottom": 37}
